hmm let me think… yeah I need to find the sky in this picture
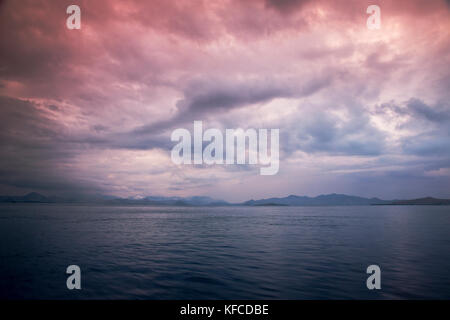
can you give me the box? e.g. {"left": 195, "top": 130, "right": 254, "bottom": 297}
{"left": 0, "top": 0, "right": 449, "bottom": 202}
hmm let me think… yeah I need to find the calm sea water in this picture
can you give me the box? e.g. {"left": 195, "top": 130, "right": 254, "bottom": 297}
{"left": 1, "top": 204, "right": 450, "bottom": 299}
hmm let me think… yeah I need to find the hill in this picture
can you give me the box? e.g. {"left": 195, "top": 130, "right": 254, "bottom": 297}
{"left": 378, "top": 197, "right": 450, "bottom": 206}
{"left": 243, "top": 193, "right": 387, "bottom": 206}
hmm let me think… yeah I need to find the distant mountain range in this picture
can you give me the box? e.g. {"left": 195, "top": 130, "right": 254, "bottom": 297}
{"left": 374, "top": 197, "right": 450, "bottom": 206}
{"left": 106, "top": 195, "right": 228, "bottom": 206}
{"left": 0, "top": 192, "right": 50, "bottom": 203}
{"left": 243, "top": 194, "right": 387, "bottom": 206}
{"left": 0, "top": 192, "right": 228, "bottom": 206}
{"left": 0, "top": 192, "right": 449, "bottom": 206}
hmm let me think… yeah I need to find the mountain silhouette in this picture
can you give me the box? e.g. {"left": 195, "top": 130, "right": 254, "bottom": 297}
{"left": 0, "top": 192, "right": 50, "bottom": 203}
{"left": 1, "top": 192, "right": 449, "bottom": 206}
{"left": 243, "top": 193, "right": 387, "bottom": 206}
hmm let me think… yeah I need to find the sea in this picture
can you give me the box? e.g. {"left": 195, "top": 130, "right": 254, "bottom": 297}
{"left": 1, "top": 204, "right": 450, "bottom": 299}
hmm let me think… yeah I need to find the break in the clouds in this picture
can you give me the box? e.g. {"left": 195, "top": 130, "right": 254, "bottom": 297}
{"left": 0, "top": 0, "right": 449, "bottom": 201}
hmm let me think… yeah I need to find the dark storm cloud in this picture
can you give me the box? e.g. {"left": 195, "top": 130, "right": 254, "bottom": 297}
{"left": 0, "top": 95, "right": 175, "bottom": 196}
{"left": 0, "top": 96, "right": 61, "bottom": 149}
{"left": 133, "top": 74, "right": 333, "bottom": 135}
{"left": 0, "top": 93, "right": 174, "bottom": 195}
{"left": 406, "top": 99, "right": 450, "bottom": 123}
{"left": 283, "top": 106, "right": 387, "bottom": 156}
{"left": 264, "top": 0, "right": 312, "bottom": 13}
{"left": 131, "top": 82, "right": 288, "bottom": 135}
{"left": 0, "top": 96, "right": 108, "bottom": 196}
{"left": 375, "top": 98, "right": 450, "bottom": 125}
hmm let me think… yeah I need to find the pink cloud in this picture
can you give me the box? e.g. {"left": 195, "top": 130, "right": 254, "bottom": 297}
{"left": 0, "top": 0, "right": 449, "bottom": 199}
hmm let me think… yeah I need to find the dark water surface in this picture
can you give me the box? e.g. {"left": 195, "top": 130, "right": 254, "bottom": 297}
{"left": 1, "top": 204, "right": 450, "bottom": 299}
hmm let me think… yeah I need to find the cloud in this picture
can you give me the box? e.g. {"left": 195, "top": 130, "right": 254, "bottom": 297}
{"left": 374, "top": 98, "right": 450, "bottom": 157}
{"left": 0, "top": 96, "right": 107, "bottom": 196}
{"left": 283, "top": 104, "right": 387, "bottom": 156}
{"left": 132, "top": 73, "right": 333, "bottom": 135}
{"left": 406, "top": 98, "right": 450, "bottom": 124}
{"left": 0, "top": 0, "right": 449, "bottom": 199}
{"left": 264, "top": 0, "right": 312, "bottom": 13}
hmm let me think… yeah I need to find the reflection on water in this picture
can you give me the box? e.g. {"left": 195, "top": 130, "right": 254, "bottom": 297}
{"left": 1, "top": 204, "right": 450, "bottom": 299}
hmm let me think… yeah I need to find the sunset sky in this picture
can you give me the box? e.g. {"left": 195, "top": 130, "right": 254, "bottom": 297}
{"left": 0, "top": 0, "right": 449, "bottom": 202}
